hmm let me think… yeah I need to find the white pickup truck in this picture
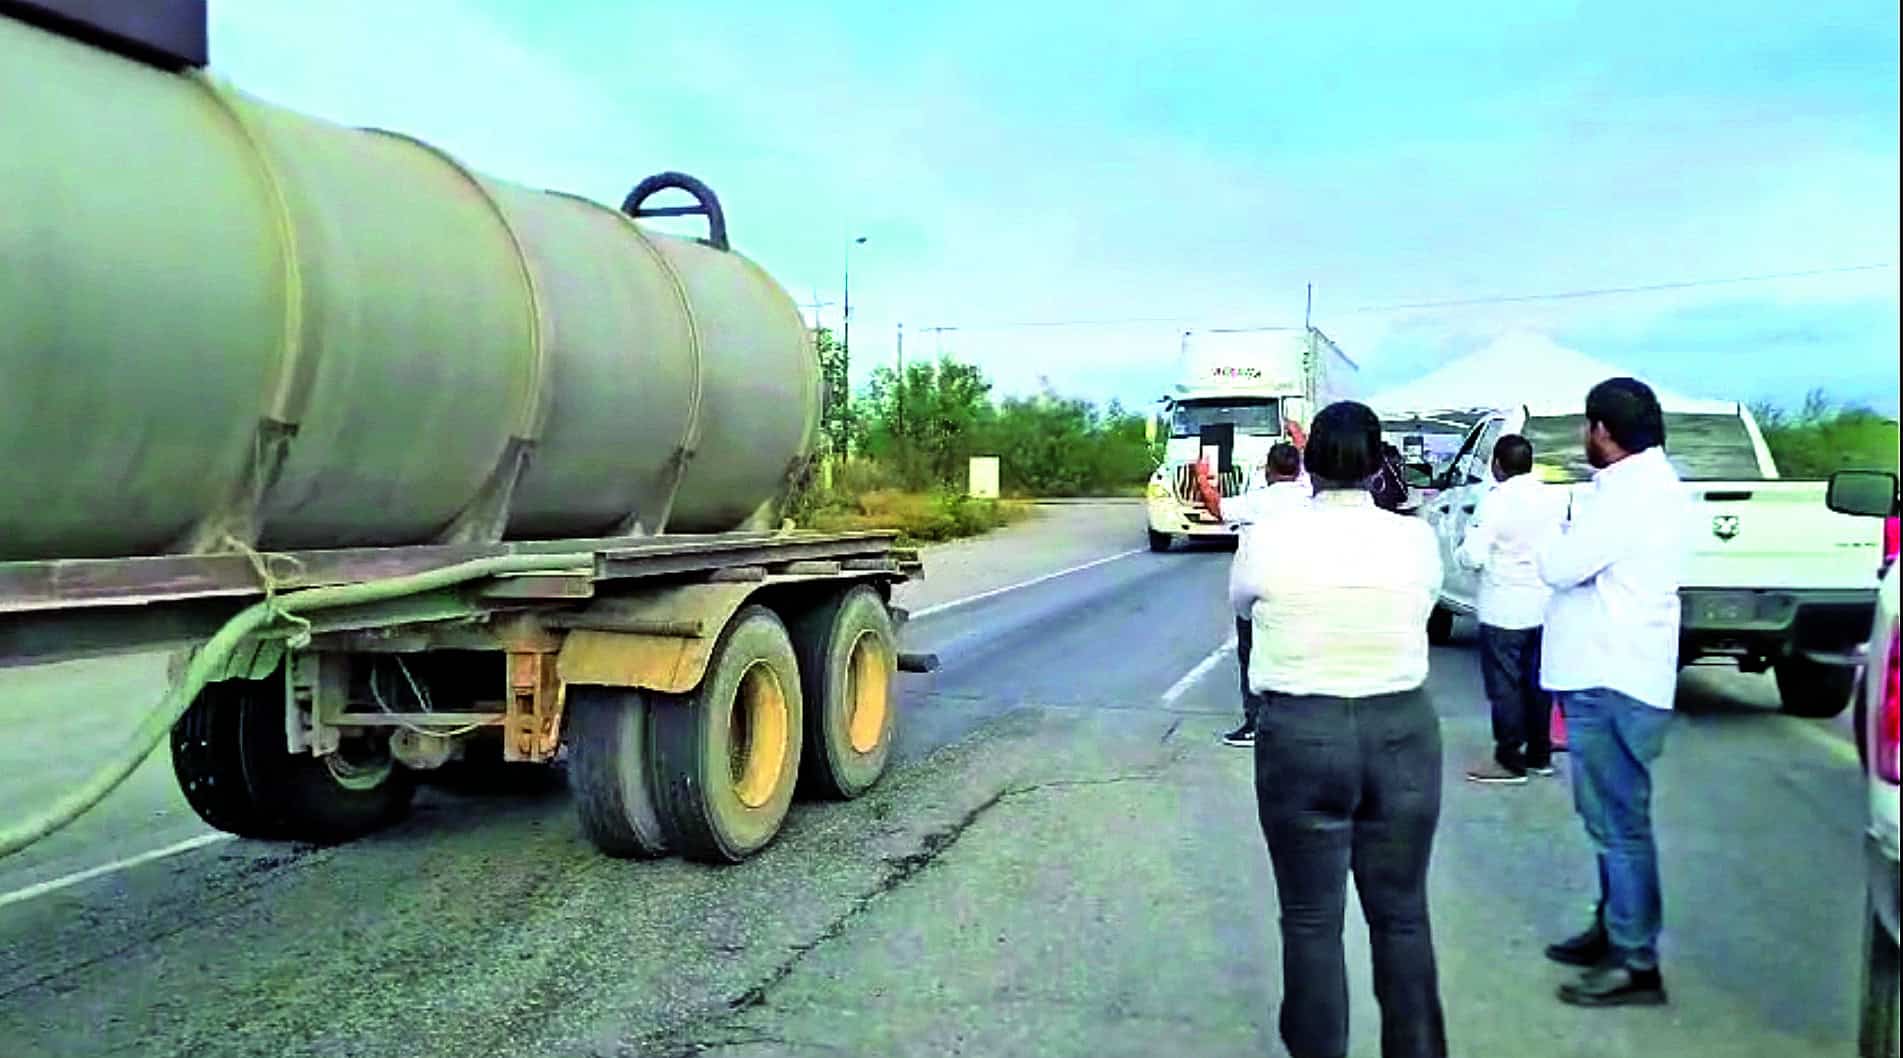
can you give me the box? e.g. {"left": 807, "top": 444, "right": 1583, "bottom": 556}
{"left": 1421, "top": 402, "right": 1885, "bottom": 716}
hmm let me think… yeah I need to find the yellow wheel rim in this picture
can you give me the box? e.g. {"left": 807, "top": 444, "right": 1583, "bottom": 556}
{"left": 846, "top": 631, "right": 891, "bottom": 754}
{"left": 729, "top": 661, "right": 790, "bottom": 809}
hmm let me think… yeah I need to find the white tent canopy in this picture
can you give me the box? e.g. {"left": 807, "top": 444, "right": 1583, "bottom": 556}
{"left": 1366, "top": 332, "right": 1736, "bottom": 418}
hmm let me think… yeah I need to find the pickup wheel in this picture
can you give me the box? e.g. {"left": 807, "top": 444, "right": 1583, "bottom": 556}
{"left": 1861, "top": 898, "right": 1901, "bottom": 1058}
{"left": 170, "top": 674, "right": 414, "bottom": 844}
{"left": 1427, "top": 605, "right": 1456, "bottom": 646}
{"left": 650, "top": 607, "right": 804, "bottom": 863}
{"left": 567, "top": 687, "right": 671, "bottom": 858}
{"left": 792, "top": 586, "right": 897, "bottom": 800}
{"left": 1147, "top": 530, "right": 1173, "bottom": 553}
{"left": 1774, "top": 656, "right": 1856, "bottom": 718}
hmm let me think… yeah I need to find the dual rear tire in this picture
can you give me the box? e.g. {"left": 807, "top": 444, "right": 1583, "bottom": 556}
{"left": 170, "top": 675, "right": 415, "bottom": 844}
{"left": 567, "top": 587, "right": 898, "bottom": 863}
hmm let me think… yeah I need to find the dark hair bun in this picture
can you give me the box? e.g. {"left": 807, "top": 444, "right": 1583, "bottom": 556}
{"left": 1306, "top": 401, "right": 1383, "bottom": 482}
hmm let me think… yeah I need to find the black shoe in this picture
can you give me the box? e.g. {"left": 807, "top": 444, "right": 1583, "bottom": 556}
{"left": 1557, "top": 964, "right": 1667, "bottom": 1007}
{"left": 1221, "top": 725, "right": 1255, "bottom": 748}
{"left": 1545, "top": 924, "right": 1611, "bottom": 967}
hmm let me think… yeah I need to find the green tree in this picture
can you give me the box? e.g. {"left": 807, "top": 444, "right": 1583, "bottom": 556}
{"left": 1752, "top": 389, "right": 1900, "bottom": 479}
{"left": 841, "top": 354, "right": 1162, "bottom": 497}
{"left": 813, "top": 327, "right": 849, "bottom": 458}
{"left": 853, "top": 358, "right": 995, "bottom": 489}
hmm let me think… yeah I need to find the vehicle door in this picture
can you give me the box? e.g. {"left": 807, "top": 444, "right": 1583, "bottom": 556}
{"left": 1425, "top": 416, "right": 1503, "bottom": 611}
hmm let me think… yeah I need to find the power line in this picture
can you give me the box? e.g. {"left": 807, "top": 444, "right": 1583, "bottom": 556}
{"left": 907, "top": 262, "right": 1895, "bottom": 333}
{"left": 916, "top": 315, "right": 1195, "bottom": 331}
{"left": 1343, "top": 263, "right": 1895, "bottom": 314}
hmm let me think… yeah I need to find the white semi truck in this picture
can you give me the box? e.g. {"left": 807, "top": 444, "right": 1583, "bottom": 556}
{"left": 1143, "top": 327, "right": 1359, "bottom": 551}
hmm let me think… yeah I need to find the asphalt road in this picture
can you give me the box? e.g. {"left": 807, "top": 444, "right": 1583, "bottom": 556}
{"left": 0, "top": 501, "right": 1871, "bottom": 1057}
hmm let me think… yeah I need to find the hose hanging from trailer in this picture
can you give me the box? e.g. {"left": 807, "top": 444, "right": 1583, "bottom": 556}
{"left": 0, "top": 552, "right": 595, "bottom": 859}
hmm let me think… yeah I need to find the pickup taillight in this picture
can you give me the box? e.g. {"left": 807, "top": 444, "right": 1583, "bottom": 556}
{"left": 1881, "top": 629, "right": 1900, "bottom": 785}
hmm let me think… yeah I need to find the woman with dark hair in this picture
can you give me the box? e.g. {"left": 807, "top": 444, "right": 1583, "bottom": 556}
{"left": 1233, "top": 400, "right": 1448, "bottom": 1058}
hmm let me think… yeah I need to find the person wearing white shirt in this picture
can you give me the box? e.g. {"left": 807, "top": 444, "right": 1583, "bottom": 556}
{"left": 1196, "top": 443, "right": 1311, "bottom": 747}
{"left": 1455, "top": 434, "right": 1567, "bottom": 784}
{"left": 1535, "top": 378, "right": 1689, "bottom": 1010}
{"left": 1232, "top": 402, "right": 1447, "bottom": 1058}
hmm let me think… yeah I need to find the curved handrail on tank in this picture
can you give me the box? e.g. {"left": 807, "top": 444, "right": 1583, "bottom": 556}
{"left": 622, "top": 171, "right": 729, "bottom": 252}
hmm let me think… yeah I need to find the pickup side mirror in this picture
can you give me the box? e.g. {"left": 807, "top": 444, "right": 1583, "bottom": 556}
{"left": 1826, "top": 470, "right": 1899, "bottom": 518}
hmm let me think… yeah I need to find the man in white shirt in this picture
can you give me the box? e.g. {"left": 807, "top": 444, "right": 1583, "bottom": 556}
{"left": 1195, "top": 443, "right": 1310, "bottom": 746}
{"left": 1536, "top": 378, "right": 1689, "bottom": 1010}
{"left": 1456, "top": 434, "right": 1566, "bottom": 784}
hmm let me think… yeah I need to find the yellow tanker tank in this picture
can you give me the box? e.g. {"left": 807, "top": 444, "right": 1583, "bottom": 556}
{"left": 0, "top": 16, "right": 819, "bottom": 560}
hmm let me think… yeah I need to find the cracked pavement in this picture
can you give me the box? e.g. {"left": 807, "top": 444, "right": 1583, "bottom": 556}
{"left": 0, "top": 502, "right": 1876, "bottom": 1057}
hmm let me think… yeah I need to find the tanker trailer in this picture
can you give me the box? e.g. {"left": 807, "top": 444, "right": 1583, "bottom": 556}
{"left": 0, "top": 5, "right": 928, "bottom": 864}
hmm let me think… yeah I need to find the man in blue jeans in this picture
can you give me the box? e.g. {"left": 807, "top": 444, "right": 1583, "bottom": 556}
{"left": 1537, "top": 377, "right": 1689, "bottom": 1007}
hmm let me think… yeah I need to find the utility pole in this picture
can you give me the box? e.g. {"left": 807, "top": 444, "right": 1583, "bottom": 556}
{"left": 922, "top": 325, "right": 957, "bottom": 357}
{"left": 801, "top": 289, "right": 835, "bottom": 332}
{"left": 1304, "top": 283, "right": 1313, "bottom": 331}
{"left": 841, "top": 235, "right": 867, "bottom": 452}
{"left": 895, "top": 321, "right": 906, "bottom": 445}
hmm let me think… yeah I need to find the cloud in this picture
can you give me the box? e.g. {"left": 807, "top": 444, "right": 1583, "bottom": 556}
{"left": 206, "top": 0, "right": 1900, "bottom": 415}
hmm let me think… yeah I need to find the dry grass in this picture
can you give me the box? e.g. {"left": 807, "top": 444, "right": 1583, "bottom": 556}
{"left": 802, "top": 489, "right": 1033, "bottom": 544}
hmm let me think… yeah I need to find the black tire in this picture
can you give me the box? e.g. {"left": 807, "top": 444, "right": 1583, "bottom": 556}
{"left": 170, "top": 672, "right": 415, "bottom": 844}
{"left": 1862, "top": 900, "right": 1901, "bottom": 1058}
{"left": 1427, "top": 605, "right": 1455, "bottom": 646}
{"left": 170, "top": 680, "right": 290, "bottom": 841}
{"left": 792, "top": 586, "right": 897, "bottom": 800}
{"left": 1147, "top": 529, "right": 1173, "bottom": 553}
{"left": 1775, "top": 656, "right": 1856, "bottom": 718}
{"left": 650, "top": 606, "right": 804, "bottom": 863}
{"left": 567, "top": 686, "right": 670, "bottom": 858}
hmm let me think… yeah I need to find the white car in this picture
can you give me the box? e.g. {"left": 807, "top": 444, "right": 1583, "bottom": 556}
{"left": 1827, "top": 470, "right": 1900, "bottom": 1058}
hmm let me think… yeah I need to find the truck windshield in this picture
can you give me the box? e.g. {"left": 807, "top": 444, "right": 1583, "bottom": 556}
{"left": 1172, "top": 399, "right": 1282, "bottom": 437}
{"left": 1523, "top": 413, "right": 1767, "bottom": 482}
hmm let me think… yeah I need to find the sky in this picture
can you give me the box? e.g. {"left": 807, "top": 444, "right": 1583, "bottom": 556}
{"left": 208, "top": 1, "right": 1900, "bottom": 414}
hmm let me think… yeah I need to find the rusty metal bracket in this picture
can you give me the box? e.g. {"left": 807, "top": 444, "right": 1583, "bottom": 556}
{"left": 504, "top": 650, "right": 564, "bottom": 763}
{"left": 285, "top": 652, "right": 344, "bottom": 757}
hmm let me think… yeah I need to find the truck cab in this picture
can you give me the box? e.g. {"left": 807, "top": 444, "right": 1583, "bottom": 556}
{"left": 1144, "top": 328, "right": 1355, "bottom": 551}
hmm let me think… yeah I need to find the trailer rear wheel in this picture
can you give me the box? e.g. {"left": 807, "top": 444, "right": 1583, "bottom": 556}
{"left": 170, "top": 674, "right": 415, "bottom": 844}
{"left": 793, "top": 586, "right": 898, "bottom": 800}
{"left": 651, "top": 607, "right": 804, "bottom": 863}
{"left": 567, "top": 687, "right": 670, "bottom": 858}
{"left": 170, "top": 680, "right": 289, "bottom": 840}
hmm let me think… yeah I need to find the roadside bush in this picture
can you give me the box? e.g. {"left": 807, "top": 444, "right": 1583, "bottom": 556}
{"left": 1754, "top": 391, "right": 1901, "bottom": 478}
{"left": 801, "top": 487, "right": 1030, "bottom": 545}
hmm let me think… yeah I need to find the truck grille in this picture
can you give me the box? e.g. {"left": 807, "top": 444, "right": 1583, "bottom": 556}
{"left": 1169, "top": 465, "right": 1246, "bottom": 505}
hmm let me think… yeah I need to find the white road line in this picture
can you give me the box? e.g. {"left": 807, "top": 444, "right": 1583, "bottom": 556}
{"left": 909, "top": 548, "right": 1146, "bottom": 619}
{"left": 1161, "top": 635, "right": 1239, "bottom": 706}
{"left": 0, "top": 831, "right": 233, "bottom": 911}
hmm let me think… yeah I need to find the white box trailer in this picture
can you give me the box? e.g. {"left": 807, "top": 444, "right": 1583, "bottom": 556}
{"left": 1143, "top": 328, "right": 1359, "bottom": 550}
